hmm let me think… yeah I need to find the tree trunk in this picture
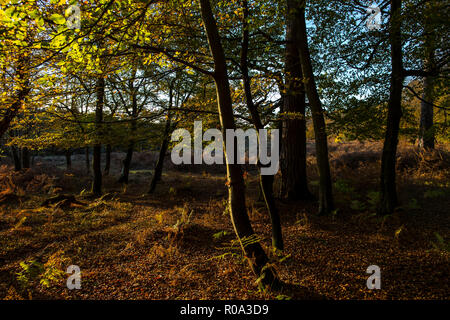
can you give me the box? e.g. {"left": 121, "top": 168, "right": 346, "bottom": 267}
{"left": 118, "top": 83, "right": 138, "bottom": 184}
{"left": 118, "top": 146, "right": 133, "bottom": 184}
{"left": 65, "top": 149, "right": 72, "bottom": 170}
{"left": 379, "top": 0, "right": 404, "bottom": 215}
{"left": 0, "top": 55, "right": 30, "bottom": 139}
{"left": 296, "top": 1, "right": 334, "bottom": 215}
{"left": 11, "top": 146, "right": 21, "bottom": 172}
{"left": 104, "top": 144, "right": 111, "bottom": 175}
{"left": 149, "top": 86, "right": 173, "bottom": 194}
{"left": 276, "top": 79, "right": 284, "bottom": 169}
{"left": 419, "top": 75, "right": 434, "bottom": 150}
{"left": 240, "top": 0, "right": 283, "bottom": 250}
{"left": 418, "top": 24, "right": 436, "bottom": 150}
{"left": 260, "top": 174, "right": 283, "bottom": 250}
{"left": 21, "top": 147, "right": 30, "bottom": 169}
{"left": 149, "top": 125, "right": 170, "bottom": 194}
{"left": 281, "top": 0, "right": 314, "bottom": 201}
{"left": 199, "top": 0, "right": 280, "bottom": 289}
{"left": 92, "top": 77, "right": 105, "bottom": 196}
{"left": 85, "top": 147, "right": 90, "bottom": 174}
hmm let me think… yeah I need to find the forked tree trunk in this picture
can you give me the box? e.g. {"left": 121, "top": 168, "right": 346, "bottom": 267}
{"left": 240, "top": 0, "right": 283, "bottom": 250}
{"left": 21, "top": 147, "right": 30, "bottom": 169}
{"left": 296, "top": 1, "right": 334, "bottom": 215}
{"left": 281, "top": 0, "right": 314, "bottom": 201}
{"left": 199, "top": 0, "right": 280, "bottom": 290}
{"left": 92, "top": 76, "right": 105, "bottom": 196}
{"left": 379, "top": 0, "right": 404, "bottom": 215}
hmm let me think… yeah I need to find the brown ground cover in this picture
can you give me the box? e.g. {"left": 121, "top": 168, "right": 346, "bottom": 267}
{"left": 0, "top": 141, "right": 449, "bottom": 300}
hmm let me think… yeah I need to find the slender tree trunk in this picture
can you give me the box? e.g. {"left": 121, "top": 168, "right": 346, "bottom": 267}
{"left": 104, "top": 144, "right": 111, "bottom": 175}
{"left": 118, "top": 85, "right": 138, "bottom": 184}
{"left": 419, "top": 26, "right": 436, "bottom": 150}
{"left": 296, "top": 1, "right": 334, "bottom": 215}
{"left": 240, "top": 0, "right": 283, "bottom": 250}
{"left": 85, "top": 147, "right": 90, "bottom": 174}
{"left": 21, "top": 147, "right": 30, "bottom": 169}
{"left": 276, "top": 79, "right": 284, "bottom": 165}
{"left": 149, "top": 122, "right": 171, "bottom": 194}
{"left": 11, "top": 146, "right": 21, "bottom": 172}
{"left": 199, "top": 0, "right": 280, "bottom": 289}
{"left": 419, "top": 75, "right": 434, "bottom": 150}
{"left": 118, "top": 146, "right": 133, "bottom": 184}
{"left": 65, "top": 149, "right": 72, "bottom": 170}
{"left": 149, "top": 86, "right": 173, "bottom": 194}
{"left": 281, "top": 0, "right": 314, "bottom": 201}
{"left": 260, "top": 174, "right": 283, "bottom": 249}
{"left": 92, "top": 77, "right": 105, "bottom": 196}
{"left": 379, "top": 0, "right": 404, "bottom": 215}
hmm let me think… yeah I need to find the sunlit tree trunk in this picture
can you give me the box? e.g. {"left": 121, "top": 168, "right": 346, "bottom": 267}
{"left": 296, "top": 0, "right": 334, "bottom": 215}
{"left": 199, "top": 0, "right": 280, "bottom": 289}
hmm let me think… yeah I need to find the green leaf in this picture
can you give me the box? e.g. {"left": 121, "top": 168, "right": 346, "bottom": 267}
{"left": 36, "top": 17, "right": 44, "bottom": 28}
{"left": 4, "top": 7, "right": 16, "bottom": 18}
{"left": 50, "top": 14, "right": 65, "bottom": 25}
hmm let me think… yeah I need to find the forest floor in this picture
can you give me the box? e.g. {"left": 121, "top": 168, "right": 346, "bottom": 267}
{"left": 0, "top": 141, "right": 449, "bottom": 300}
